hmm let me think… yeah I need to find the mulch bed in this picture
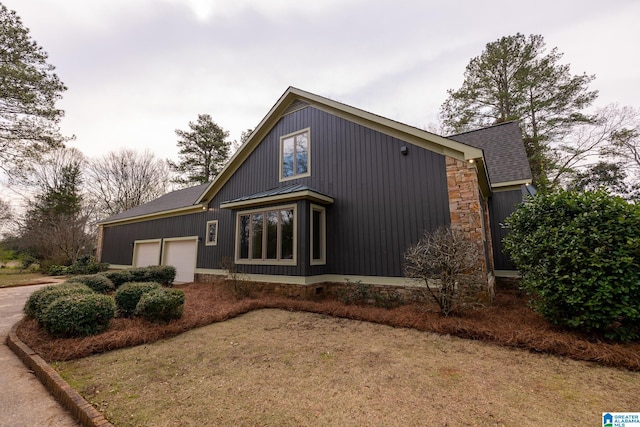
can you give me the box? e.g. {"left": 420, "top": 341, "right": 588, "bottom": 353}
{"left": 15, "top": 282, "right": 640, "bottom": 371}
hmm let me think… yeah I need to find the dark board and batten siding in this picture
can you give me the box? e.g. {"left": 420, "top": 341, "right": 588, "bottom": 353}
{"left": 488, "top": 189, "right": 525, "bottom": 271}
{"left": 203, "top": 106, "right": 451, "bottom": 277}
{"left": 101, "top": 105, "right": 451, "bottom": 278}
{"left": 101, "top": 212, "right": 208, "bottom": 266}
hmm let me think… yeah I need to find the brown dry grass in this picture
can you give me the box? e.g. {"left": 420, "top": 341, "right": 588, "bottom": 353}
{"left": 16, "top": 282, "right": 640, "bottom": 371}
{"left": 54, "top": 309, "right": 640, "bottom": 426}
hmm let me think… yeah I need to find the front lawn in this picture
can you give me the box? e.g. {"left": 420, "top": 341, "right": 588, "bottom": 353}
{"left": 15, "top": 282, "right": 640, "bottom": 426}
{"left": 55, "top": 309, "right": 639, "bottom": 426}
{"left": 0, "top": 271, "right": 52, "bottom": 288}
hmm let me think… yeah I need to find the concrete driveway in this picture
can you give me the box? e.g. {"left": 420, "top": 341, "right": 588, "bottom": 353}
{"left": 0, "top": 284, "right": 80, "bottom": 427}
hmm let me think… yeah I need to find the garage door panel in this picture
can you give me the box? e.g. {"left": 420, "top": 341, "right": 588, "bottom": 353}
{"left": 163, "top": 239, "right": 197, "bottom": 283}
{"left": 133, "top": 241, "right": 161, "bottom": 267}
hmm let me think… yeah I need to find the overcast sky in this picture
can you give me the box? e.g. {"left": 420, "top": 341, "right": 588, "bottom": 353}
{"left": 3, "top": 0, "right": 640, "bottom": 164}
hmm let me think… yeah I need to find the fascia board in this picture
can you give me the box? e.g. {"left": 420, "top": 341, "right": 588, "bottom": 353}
{"left": 98, "top": 204, "right": 207, "bottom": 227}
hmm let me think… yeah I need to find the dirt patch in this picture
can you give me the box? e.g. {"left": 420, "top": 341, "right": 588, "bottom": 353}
{"left": 15, "top": 282, "right": 640, "bottom": 371}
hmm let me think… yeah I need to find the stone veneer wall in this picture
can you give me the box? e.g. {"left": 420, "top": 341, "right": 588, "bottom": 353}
{"left": 445, "top": 156, "right": 490, "bottom": 282}
{"left": 96, "top": 225, "right": 104, "bottom": 262}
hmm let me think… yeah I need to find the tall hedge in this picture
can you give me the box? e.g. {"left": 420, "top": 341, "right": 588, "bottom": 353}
{"left": 504, "top": 189, "right": 640, "bottom": 341}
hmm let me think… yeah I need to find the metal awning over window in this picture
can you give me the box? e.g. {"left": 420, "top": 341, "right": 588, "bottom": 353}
{"left": 220, "top": 184, "right": 334, "bottom": 210}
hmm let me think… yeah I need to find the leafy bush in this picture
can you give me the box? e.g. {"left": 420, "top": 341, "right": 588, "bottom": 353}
{"left": 48, "top": 265, "right": 70, "bottom": 276}
{"left": 143, "top": 265, "right": 176, "bottom": 286}
{"left": 100, "top": 270, "right": 133, "bottom": 288}
{"left": 373, "top": 290, "right": 405, "bottom": 309}
{"left": 135, "top": 288, "right": 185, "bottom": 323}
{"left": 504, "top": 189, "right": 640, "bottom": 341}
{"left": 100, "top": 266, "right": 176, "bottom": 288}
{"left": 66, "top": 274, "right": 115, "bottom": 294}
{"left": 47, "top": 257, "right": 109, "bottom": 276}
{"left": 41, "top": 293, "right": 116, "bottom": 337}
{"left": 24, "top": 283, "right": 94, "bottom": 322}
{"left": 335, "top": 280, "right": 372, "bottom": 305}
{"left": 404, "top": 227, "right": 483, "bottom": 316}
{"left": 114, "top": 282, "right": 162, "bottom": 317}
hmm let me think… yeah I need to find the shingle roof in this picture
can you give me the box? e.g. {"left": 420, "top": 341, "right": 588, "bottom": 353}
{"left": 448, "top": 121, "right": 532, "bottom": 185}
{"left": 99, "top": 182, "right": 210, "bottom": 223}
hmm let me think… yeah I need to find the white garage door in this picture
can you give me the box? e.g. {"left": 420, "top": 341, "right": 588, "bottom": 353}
{"left": 163, "top": 239, "right": 197, "bottom": 283}
{"left": 133, "top": 241, "right": 161, "bottom": 267}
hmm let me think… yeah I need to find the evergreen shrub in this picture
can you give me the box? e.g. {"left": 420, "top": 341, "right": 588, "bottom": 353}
{"left": 114, "top": 282, "right": 162, "bottom": 317}
{"left": 135, "top": 288, "right": 185, "bottom": 323}
{"left": 66, "top": 274, "right": 115, "bottom": 294}
{"left": 24, "top": 283, "right": 94, "bottom": 322}
{"left": 504, "top": 189, "right": 640, "bottom": 341}
{"left": 41, "top": 293, "right": 116, "bottom": 337}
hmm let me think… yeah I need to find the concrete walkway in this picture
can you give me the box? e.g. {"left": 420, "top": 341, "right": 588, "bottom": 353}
{"left": 0, "top": 284, "right": 80, "bottom": 427}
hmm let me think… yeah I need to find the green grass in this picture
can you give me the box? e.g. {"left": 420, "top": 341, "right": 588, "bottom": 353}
{"left": 0, "top": 270, "right": 51, "bottom": 288}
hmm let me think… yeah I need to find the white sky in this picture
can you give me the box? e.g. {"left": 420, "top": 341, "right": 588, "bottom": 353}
{"left": 3, "top": 0, "right": 640, "bottom": 164}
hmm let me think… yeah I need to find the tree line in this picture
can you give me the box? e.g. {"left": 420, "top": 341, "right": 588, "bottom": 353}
{"left": 1, "top": 2, "right": 638, "bottom": 267}
{"left": 440, "top": 33, "right": 640, "bottom": 196}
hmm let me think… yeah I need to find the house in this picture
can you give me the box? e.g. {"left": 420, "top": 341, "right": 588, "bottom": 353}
{"left": 96, "top": 87, "right": 532, "bottom": 290}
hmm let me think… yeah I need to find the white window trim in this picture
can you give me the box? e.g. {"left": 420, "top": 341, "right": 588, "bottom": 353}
{"left": 310, "top": 204, "right": 326, "bottom": 265}
{"left": 205, "top": 220, "right": 218, "bottom": 246}
{"left": 279, "top": 128, "right": 311, "bottom": 182}
{"left": 234, "top": 204, "right": 297, "bottom": 266}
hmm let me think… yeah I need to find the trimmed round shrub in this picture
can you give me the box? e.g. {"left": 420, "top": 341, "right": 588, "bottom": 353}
{"left": 100, "top": 266, "right": 177, "bottom": 288}
{"left": 114, "top": 282, "right": 162, "bottom": 317}
{"left": 24, "top": 283, "right": 94, "bottom": 322}
{"left": 41, "top": 293, "right": 116, "bottom": 337}
{"left": 66, "top": 274, "right": 115, "bottom": 294}
{"left": 135, "top": 288, "right": 185, "bottom": 323}
{"left": 48, "top": 265, "right": 70, "bottom": 276}
{"left": 504, "top": 189, "right": 640, "bottom": 341}
{"left": 144, "top": 265, "right": 177, "bottom": 287}
{"left": 100, "top": 270, "right": 133, "bottom": 288}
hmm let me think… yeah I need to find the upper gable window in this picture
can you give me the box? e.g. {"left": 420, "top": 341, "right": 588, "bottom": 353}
{"left": 280, "top": 129, "right": 310, "bottom": 181}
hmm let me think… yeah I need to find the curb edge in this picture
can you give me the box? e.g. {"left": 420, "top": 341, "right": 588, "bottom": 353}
{"left": 6, "top": 322, "right": 114, "bottom": 427}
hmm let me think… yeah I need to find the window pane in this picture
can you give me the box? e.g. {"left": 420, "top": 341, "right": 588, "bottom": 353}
{"left": 251, "top": 213, "right": 263, "bottom": 259}
{"left": 295, "top": 133, "right": 308, "bottom": 174}
{"left": 266, "top": 211, "right": 278, "bottom": 259}
{"left": 282, "top": 137, "right": 294, "bottom": 178}
{"left": 207, "top": 222, "right": 217, "bottom": 244}
{"left": 280, "top": 209, "right": 294, "bottom": 259}
{"left": 239, "top": 215, "right": 249, "bottom": 259}
{"left": 312, "top": 210, "right": 322, "bottom": 260}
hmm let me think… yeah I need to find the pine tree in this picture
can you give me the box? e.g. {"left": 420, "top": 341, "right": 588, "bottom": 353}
{"left": 0, "top": 4, "right": 68, "bottom": 178}
{"left": 168, "top": 114, "right": 231, "bottom": 186}
{"left": 440, "top": 34, "right": 598, "bottom": 189}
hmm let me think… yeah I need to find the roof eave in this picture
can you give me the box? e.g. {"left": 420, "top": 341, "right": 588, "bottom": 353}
{"left": 97, "top": 204, "right": 208, "bottom": 227}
